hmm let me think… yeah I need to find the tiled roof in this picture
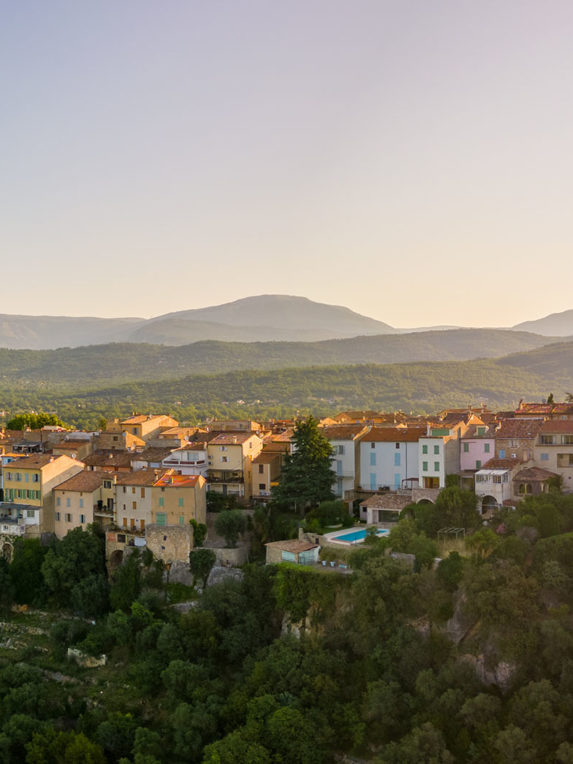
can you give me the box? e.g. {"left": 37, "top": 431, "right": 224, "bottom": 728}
{"left": 54, "top": 472, "right": 104, "bottom": 493}
{"left": 513, "top": 466, "right": 559, "bottom": 481}
{"left": 6, "top": 454, "right": 66, "bottom": 469}
{"left": 253, "top": 451, "right": 282, "bottom": 464}
{"left": 480, "top": 457, "right": 523, "bottom": 470}
{"left": 153, "top": 472, "right": 202, "bottom": 488}
{"left": 265, "top": 540, "right": 318, "bottom": 553}
{"left": 462, "top": 425, "right": 495, "bottom": 439}
{"left": 362, "top": 427, "right": 426, "bottom": 443}
{"left": 360, "top": 493, "right": 412, "bottom": 510}
{"left": 540, "top": 420, "right": 573, "bottom": 434}
{"left": 84, "top": 450, "right": 134, "bottom": 468}
{"left": 321, "top": 424, "right": 369, "bottom": 441}
{"left": 209, "top": 432, "right": 259, "bottom": 445}
{"left": 495, "top": 419, "right": 544, "bottom": 439}
{"left": 132, "top": 447, "right": 176, "bottom": 462}
{"left": 115, "top": 469, "right": 164, "bottom": 486}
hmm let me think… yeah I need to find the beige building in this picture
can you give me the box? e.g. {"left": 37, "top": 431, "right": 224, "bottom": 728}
{"left": 97, "top": 420, "right": 146, "bottom": 452}
{"left": 251, "top": 451, "right": 282, "bottom": 502}
{"left": 151, "top": 472, "right": 207, "bottom": 527}
{"left": 115, "top": 470, "right": 158, "bottom": 532}
{"left": 54, "top": 471, "right": 114, "bottom": 538}
{"left": 120, "top": 414, "right": 179, "bottom": 442}
{"left": 2, "top": 454, "right": 84, "bottom": 532}
{"left": 207, "top": 432, "right": 263, "bottom": 499}
{"left": 534, "top": 420, "right": 573, "bottom": 492}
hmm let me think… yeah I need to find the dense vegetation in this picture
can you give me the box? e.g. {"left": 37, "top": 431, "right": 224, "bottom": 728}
{"left": 3, "top": 345, "right": 573, "bottom": 428}
{"left": 2, "top": 488, "right": 573, "bottom": 761}
{"left": 0, "top": 329, "right": 557, "bottom": 387}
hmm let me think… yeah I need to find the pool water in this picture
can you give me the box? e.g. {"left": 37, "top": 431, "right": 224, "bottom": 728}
{"left": 331, "top": 528, "right": 390, "bottom": 544}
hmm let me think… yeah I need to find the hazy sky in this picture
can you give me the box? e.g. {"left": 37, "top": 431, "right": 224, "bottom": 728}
{"left": 2, "top": 0, "right": 572, "bottom": 327}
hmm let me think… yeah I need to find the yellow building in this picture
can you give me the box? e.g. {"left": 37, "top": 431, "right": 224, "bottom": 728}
{"left": 207, "top": 432, "right": 263, "bottom": 499}
{"left": 3, "top": 454, "right": 84, "bottom": 532}
{"left": 53, "top": 471, "right": 115, "bottom": 538}
{"left": 120, "top": 414, "right": 179, "bottom": 442}
{"left": 151, "top": 472, "right": 207, "bottom": 527}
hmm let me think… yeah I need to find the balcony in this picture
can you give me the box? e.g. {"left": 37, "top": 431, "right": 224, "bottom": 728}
{"left": 207, "top": 470, "right": 244, "bottom": 484}
{"left": 0, "top": 517, "right": 26, "bottom": 536}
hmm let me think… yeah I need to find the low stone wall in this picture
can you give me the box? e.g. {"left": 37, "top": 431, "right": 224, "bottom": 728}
{"left": 146, "top": 524, "right": 193, "bottom": 564}
{"left": 212, "top": 546, "right": 249, "bottom": 567}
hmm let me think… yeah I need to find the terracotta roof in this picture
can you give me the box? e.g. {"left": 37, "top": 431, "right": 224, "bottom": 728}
{"left": 495, "top": 419, "right": 544, "bottom": 439}
{"left": 539, "top": 420, "right": 573, "bottom": 434}
{"left": 253, "top": 451, "right": 282, "bottom": 464}
{"left": 480, "top": 457, "right": 523, "bottom": 470}
{"left": 153, "top": 472, "right": 202, "bottom": 488}
{"left": 84, "top": 450, "right": 134, "bottom": 468}
{"left": 265, "top": 540, "right": 319, "bottom": 553}
{"left": 5, "top": 454, "right": 69, "bottom": 469}
{"left": 115, "top": 469, "right": 164, "bottom": 486}
{"left": 362, "top": 427, "right": 426, "bottom": 443}
{"left": 54, "top": 472, "right": 104, "bottom": 493}
{"left": 209, "top": 432, "right": 259, "bottom": 445}
{"left": 360, "top": 494, "right": 412, "bottom": 510}
{"left": 513, "top": 466, "right": 559, "bottom": 481}
{"left": 462, "top": 425, "right": 495, "bottom": 439}
{"left": 321, "top": 424, "right": 369, "bottom": 440}
{"left": 132, "top": 447, "right": 176, "bottom": 463}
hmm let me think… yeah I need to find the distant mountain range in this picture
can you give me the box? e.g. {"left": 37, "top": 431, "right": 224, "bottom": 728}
{"left": 0, "top": 329, "right": 561, "bottom": 388}
{"left": 1, "top": 294, "right": 573, "bottom": 350}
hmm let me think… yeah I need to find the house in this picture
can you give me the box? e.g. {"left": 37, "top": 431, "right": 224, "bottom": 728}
{"left": 418, "top": 417, "right": 480, "bottom": 488}
{"left": 513, "top": 466, "right": 559, "bottom": 498}
{"left": 83, "top": 450, "right": 134, "bottom": 473}
{"left": 459, "top": 424, "right": 496, "bottom": 489}
{"left": 120, "top": 414, "right": 179, "bottom": 442}
{"left": 115, "top": 470, "right": 160, "bottom": 532}
{"left": 265, "top": 539, "right": 319, "bottom": 565}
{"left": 322, "top": 424, "right": 369, "bottom": 500}
{"left": 53, "top": 471, "right": 114, "bottom": 538}
{"left": 96, "top": 420, "right": 146, "bottom": 452}
{"left": 474, "top": 457, "right": 523, "bottom": 512}
{"left": 161, "top": 442, "right": 209, "bottom": 477}
{"left": 251, "top": 451, "right": 282, "bottom": 502}
{"left": 131, "top": 446, "right": 176, "bottom": 471}
{"left": 51, "top": 438, "right": 94, "bottom": 461}
{"left": 151, "top": 472, "right": 207, "bottom": 527}
{"left": 207, "top": 432, "right": 263, "bottom": 499}
{"left": 2, "top": 454, "right": 84, "bottom": 533}
{"left": 534, "top": 420, "right": 573, "bottom": 491}
{"left": 359, "top": 493, "right": 412, "bottom": 525}
{"left": 514, "top": 401, "right": 573, "bottom": 419}
{"left": 360, "top": 427, "right": 424, "bottom": 492}
{"left": 494, "top": 419, "right": 544, "bottom": 462}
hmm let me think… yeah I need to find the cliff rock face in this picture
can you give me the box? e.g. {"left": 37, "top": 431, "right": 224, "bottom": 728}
{"left": 446, "top": 592, "right": 476, "bottom": 644}
{"left": 461, "top": 654, "right": 516, "bottom": 692}
{"left": 206, "top": 565, "right": 244, "bottom": 588}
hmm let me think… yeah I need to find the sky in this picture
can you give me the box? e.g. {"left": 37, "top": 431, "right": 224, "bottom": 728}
{"left": 1, "top": 0, "right": 573, "bottom": 327}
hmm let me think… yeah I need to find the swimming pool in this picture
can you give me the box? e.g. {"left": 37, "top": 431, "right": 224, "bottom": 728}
{"left": 328, "top": 528, "right": 390, "bottom": 544}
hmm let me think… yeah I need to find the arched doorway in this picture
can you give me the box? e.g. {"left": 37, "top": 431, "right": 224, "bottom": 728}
{"left": 480, "top": 495, "right": 498, "bottom": 515}
{"left": 1, "top": 542, "right": 13, "bottom": 562}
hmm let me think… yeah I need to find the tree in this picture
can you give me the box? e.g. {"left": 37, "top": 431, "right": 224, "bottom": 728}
{"left": 6, "top": 412, "right": 67, "bottom": 430}
{"left": 26, "top": 730, "right": 105, "bottom": 764}
{"left": 215, "top": 510, "right": 247, "bottom": 548}
{"left": 272, "top": 416, "right": 335, "bottom": 513}
{"left": 189, "top": 548, "right": 216, "bottom": 588}
{"left": 190, "top": 519, "right": 207, "bottom": 547}
{"left": 0, "top": 557, "right": 14, "bottom": 613}
{"left": 109, "top": 551, "right": 142, "bottom": 612}
{"left": 11, "top": 538, "right": 48, "bottom": 605}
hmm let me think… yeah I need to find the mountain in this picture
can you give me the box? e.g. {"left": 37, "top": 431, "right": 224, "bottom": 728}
{"left": 0, "top": 329, "right": 559, "bottom": 387}
{"left": 0, "top": 295, "right": 395, "bottom": 349}
{"left": 513, "top": 309, "right": 573, "bottom": 336}
{"left": 0, "top": 315, "right": 142, "bottom": 350}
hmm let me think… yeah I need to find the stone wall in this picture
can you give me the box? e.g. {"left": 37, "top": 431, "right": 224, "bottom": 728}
{"left": 146, "top": 524, "right": 193, "bottom": 564}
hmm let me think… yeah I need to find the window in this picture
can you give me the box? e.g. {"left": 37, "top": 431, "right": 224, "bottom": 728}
{"left": 338, "top": 445, "right": 345, "bottom": 455}
{"left": 259, "top": 483, "right": 266, "bottom": 490}
{"left": 66, "top": 498, "right": 71, "bottom": 507}
{"left": 56, "top": 512, "right": 60, "bottom": 521}
{"left": 369, "top": 473, "right": 376, "bottom": 490}
{"left": 540, "top": 435, "right": 554, "bottom": 445}
{"left": 540, "top": 453, "right": 549, "bottom": 461}
{"left": 179, "top": 516, "right": 185, "bottom": 525}
{"left": 32, "top": 474, "right": 39, "bottom": 483}
{"left": 25, "top": 472, "right": 29, "bottom": 483}
{"left": 220, "top": 446, "right": 227, "bottom": 452}
{"left": 422, "top": 461, "right": 428, "bottom": 471}
{"left": 132, "top": 501, "right": 137, "bottom": 510}
{"left": 27, "top": 509, "right": 35, "bottom": 518}
{"left": 564, "top": 435, "right": 573, "bottom": 445}
{"left": 422, "top": 445, "right": 428, "bottom": 454}
{"left": 222, "top": 456, "right": 229, "bottom": 463}
{"left": 56, "top": 497, "right": 61, "bottom": 507}
{"left": 156, "top": 512, "right": 167, "bottom": 526}
{"left": 6, "top": 472, "right": 11, "bottom": 481}
{"left": 158, "top": 497, "right": 164, "bottom": 507}
{"left": 80, "top": 514, "right": 86, "bottom": 524}
{"left": 463, "top": 443, "right": 469, "bottom": 453}
{"left": 104, "top": 480, "right": 111, "bottom": 489}
{"left": 434, "top": 445, "right": 439, "bottom": 455}
{"left": 370, "top": 442, "right": 375, "bottom": 449}
{"left": 65, "top": 513, "right": 72, "bottom": 522}
{"left": 499, "top": 449, "right": 506, "bottom": 458}
{"left": 394, "top": 453, "right": 401, "bottom": 467}
{"left": 123, "top": 486, "right": 126, "bottom": 493}
{"left": 434, "top": 462, "right": 440, "bottom": 472}
{"left": 484, "top": 443, "right": 490, "bottom": 453}
{"left": 132, "top": 486, "right": 136, "bottom": 494}
{"left": 35, "top": 491, "right": 40, "bottom": 500}
{"left": 370, "top": 452, "right": 376, "bottom": 466}
{"left": 336, "top": 460, "right": 342, "bottom": 475}
{"left": 258, "top": 464, "right": 264, "bottom": 474}
{"left": 178, "top": 497, "right": 184, "bottom": 507}
{"left": 79, "top": 498, "right": 84, "bottom": 508}
{"left": 476, "top": 460, "right": 481, "bottom": 469}
{"left": 394, "top": 473, "right": 401, "bottom": 489}
{"left": 395, "top": 442, "right": 400, "bottom": 449}
{"left": 141, "top": 487, "right": 145, "bottom": 498}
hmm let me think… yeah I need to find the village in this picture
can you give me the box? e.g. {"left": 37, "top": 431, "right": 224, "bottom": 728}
{"left": 0, "top": 400, "right": 569, "bottom": 571}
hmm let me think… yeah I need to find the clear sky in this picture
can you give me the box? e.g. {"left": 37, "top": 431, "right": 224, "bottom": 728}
{"left": 1, "top": 0, "right": 572, "bottom": 327}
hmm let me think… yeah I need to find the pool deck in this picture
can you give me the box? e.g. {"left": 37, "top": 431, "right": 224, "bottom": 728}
{"left": 322, "top": 526, "right": 390, "bottom": 546}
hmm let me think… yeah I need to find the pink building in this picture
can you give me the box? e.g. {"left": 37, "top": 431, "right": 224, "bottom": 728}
{"left": 460, "top": 424, "right": 495, "bottom": 474}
